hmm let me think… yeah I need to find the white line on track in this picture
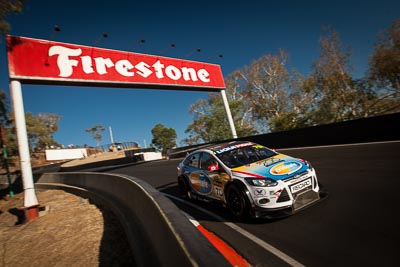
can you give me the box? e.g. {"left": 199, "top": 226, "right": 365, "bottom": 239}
{"left": 164, "top": 193, "right": 306, "bottom": 267}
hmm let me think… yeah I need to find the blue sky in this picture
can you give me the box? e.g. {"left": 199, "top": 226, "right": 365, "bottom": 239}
{"left": 0, "top": 0, "right": 398, "bottom": 148}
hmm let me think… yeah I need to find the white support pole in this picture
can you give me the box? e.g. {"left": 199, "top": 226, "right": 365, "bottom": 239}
{"left": 109, "top": 126, "right": 114, "bottom": 144}
{"left": 10, "top": 80, "right": 39, "bottom": 221}
{"left": 220, "top": 89, "right": 237, "bottom": 139}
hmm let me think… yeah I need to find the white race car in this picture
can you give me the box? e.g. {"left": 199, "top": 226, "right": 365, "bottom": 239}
{"left": 177, "top": 141, "right": 321, "bottom": 218}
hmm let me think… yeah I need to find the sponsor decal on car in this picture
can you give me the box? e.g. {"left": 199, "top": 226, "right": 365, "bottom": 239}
{"left": 190, "top": 173, "right": 213, "bottom": 195}
{"left": 261, "top": 157, "right": 283, "bottom": 167}
{"left": 269, "top": 189, "right": 283, "bottom": 197}
{"left": 270, "top": 161, "right": 302, "bottom": 175}
{"left": 254, "top": 188, "right": 266, "bottom": 196}
{"left": 214, "top": 142, "right": 254, "bottom": 154}
{"left": 198, "top": 176, "right": 212, "bottom": 194}
{"left": 212, "top": 179, "right": 225, "bottom": 198}
{"left": 214, "top": 186, "right": 224, "bottom": 197}
{"left": 290, "top": 178, "right": 312, "bottom": 194}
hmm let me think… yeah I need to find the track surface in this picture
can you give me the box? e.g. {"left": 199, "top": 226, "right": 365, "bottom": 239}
{"left": 100, "top": 141, "right": 399, "bottom": 267}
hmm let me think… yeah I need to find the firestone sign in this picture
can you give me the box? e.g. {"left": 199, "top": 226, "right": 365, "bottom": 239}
{"left": 7, "top": 35, "right": 225, "bottom": 90}
{"left": 6, "top": 35, "right": 235, "bottom": 220}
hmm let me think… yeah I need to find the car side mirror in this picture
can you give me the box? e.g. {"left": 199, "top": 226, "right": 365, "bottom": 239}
{"left": 208, "top": 163, "right": 219, "bottom": 172}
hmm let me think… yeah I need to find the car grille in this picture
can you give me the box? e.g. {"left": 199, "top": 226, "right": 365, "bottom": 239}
{"left": 277, "top": 188, "right": 290, "bottom": 203}
{"left": 293, "top": 190, "right": 320, "bottom": 211}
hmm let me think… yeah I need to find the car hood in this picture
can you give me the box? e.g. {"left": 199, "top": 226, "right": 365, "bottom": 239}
{"left": 231, "top": 154, "right": 308, "bottom": 180}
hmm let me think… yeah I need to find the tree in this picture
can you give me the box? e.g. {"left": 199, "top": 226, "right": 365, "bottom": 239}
{"left": 151, "top": 123, "right": 176, "bottom": 155}
{"left": 0, "top": 0, "right": 25, "bottom": 35}
{"left": 85, "top": 124, "right": 105, "bottom": 147}
{"left": 25, "top": 112, "right": 62, "bottom": 151}
{"left": 1, "top": 0, "right": 25, "bottom": 158}
{"left": 0, "top": 90, "right": 12, "bottom": 158}
{"left": 183, "top": 23, "right": 400, "bottom": 145}
{"left": 0, "top": 91, "right": 64, "bottom": 156}
{"left": 0, "top": 91, "right": 17, "bottom": 157}
{"left": 183, "top": 95, "right": 234, "bottom": 144}
{"left": 183, "top": 91, "right": 258, "bottom": 145}
{"left": 0, "top": 90, "right": 8, "bottom": 124}
{"left": 367, "top": 19, "right": 400, "bottom": 114}
{"left": 182, "top": 66, "right": 264, "bottom": 145}
{"left": 183, "top": 50, "right": 313, "bottom": 144}
{"left": 302, "top": 26, "right": 373, "bottom": 124}
{"left": 1, "top": 111, "right": 62, "bottom": 155}
{"left": 234, "top": 49, "right": 315, "bottom": 132}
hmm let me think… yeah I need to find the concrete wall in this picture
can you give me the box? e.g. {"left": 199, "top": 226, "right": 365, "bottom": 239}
{"left": 135, "top": 152, "right": 163, "bottom": 161}
{"left": 168, "top": 112, "right": 400, "bottom": 158}
{"left": 36, "top": 172, "right": 230, "bottom": 267}
{"left": 45, "top": 148, "right": 88, "bottom": 160}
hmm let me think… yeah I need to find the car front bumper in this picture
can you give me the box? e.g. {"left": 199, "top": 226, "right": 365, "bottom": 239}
{"left": 250, "top": 189, "right": 321, "bottom": 219}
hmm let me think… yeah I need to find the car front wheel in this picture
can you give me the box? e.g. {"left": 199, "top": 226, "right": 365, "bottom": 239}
{"left": 226, "top": 184, "right": 249, "bottom": 218}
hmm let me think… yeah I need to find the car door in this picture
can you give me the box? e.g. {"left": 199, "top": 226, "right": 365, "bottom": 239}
{"left": 199, "top": 152, "right": 230, "bottom": 201}
{"left": 185, "top": 152, "right": 229, "bottom": 200}
{"left": 185, "top": 152, "right": 213, "bottom": 196}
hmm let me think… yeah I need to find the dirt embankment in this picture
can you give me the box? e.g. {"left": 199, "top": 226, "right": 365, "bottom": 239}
{"left": 0, "top": 189, "right": 135, "bottom": 266}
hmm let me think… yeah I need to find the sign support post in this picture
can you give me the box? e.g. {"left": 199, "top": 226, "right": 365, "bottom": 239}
{"left": 9, "top": 80, "right": 39, "bottom": 221}
{"left": 109, "top": 126, "right": 114, "bottom": 144}
{"left": 221, "top": 89, "right": 237, "bottom": 138}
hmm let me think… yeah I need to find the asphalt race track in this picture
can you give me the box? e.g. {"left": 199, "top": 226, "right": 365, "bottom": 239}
{"left": 98, "top": 141, "right": 399, "bottom": 267}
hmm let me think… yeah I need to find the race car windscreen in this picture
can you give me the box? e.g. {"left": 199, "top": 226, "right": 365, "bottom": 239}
{"left": 216, "top": 145, "right": 277, "bottom": 168}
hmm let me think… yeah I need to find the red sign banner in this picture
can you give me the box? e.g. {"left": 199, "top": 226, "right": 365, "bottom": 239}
{"left": 6, "top": 35, "right": 226, "bottom": 91}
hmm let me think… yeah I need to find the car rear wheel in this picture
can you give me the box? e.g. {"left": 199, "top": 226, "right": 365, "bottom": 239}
{"left": 226, "top": 185, "right": 249, "bottom": 218}
{"left": 178, "top": 177, "right": 190, "bottom": 199}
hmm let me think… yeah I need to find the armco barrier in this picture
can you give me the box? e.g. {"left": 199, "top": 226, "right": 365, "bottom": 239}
{"left": 36, "top": 172, "right": 231, "bottom": 267}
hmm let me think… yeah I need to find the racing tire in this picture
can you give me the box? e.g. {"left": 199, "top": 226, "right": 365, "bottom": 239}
{"left": 178, "top": 176, "right": 190, "bottom": 199}
{"left": 226, "top": 184, "right": 249, "bottom": 219}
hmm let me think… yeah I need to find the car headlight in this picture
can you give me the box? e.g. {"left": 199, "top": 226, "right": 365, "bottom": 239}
{"left": 305, "top": 160, "right": 315, "bottom": 172}
{"left": 299, "top": 159, "right": 314, "bottom": 171}
{"left": 304, "top": 160, "right": 312, "bottom": 168}
{"left": 245, "top": 178, "right": 278, "bottom": 187}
